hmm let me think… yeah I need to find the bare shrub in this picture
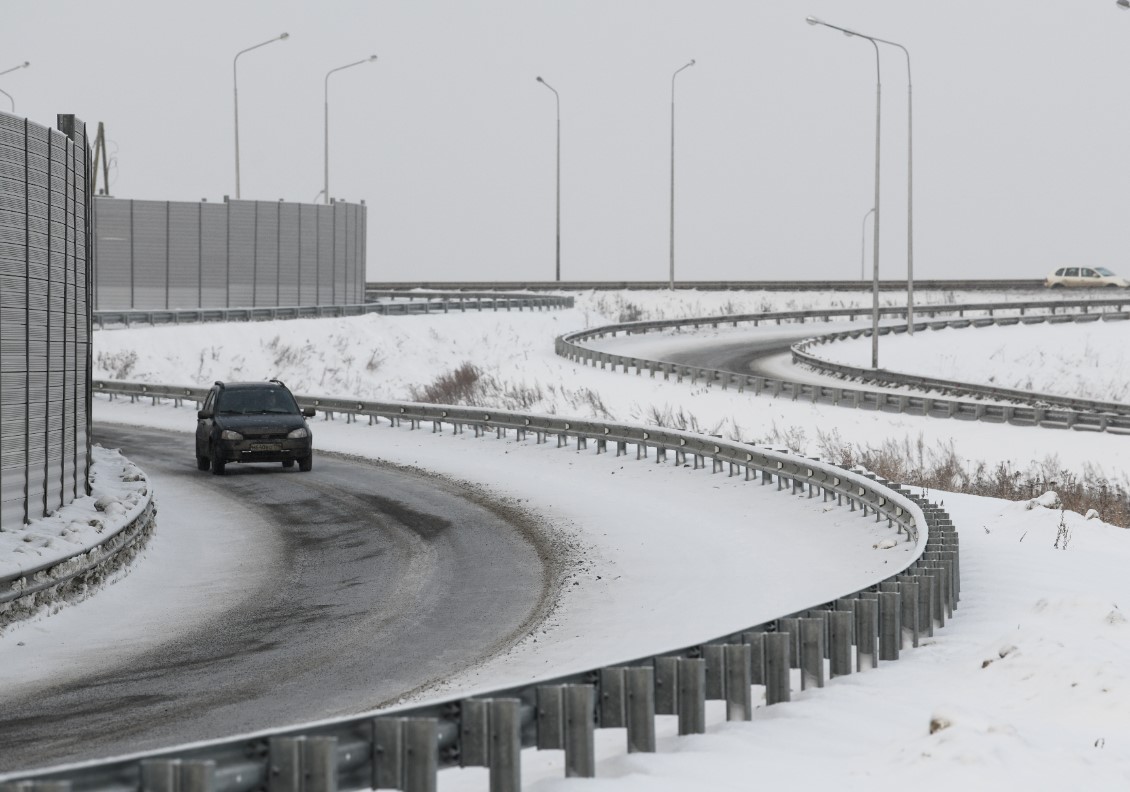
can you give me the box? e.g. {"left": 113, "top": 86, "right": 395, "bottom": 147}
{"left": 637, "top": 404, "right": 725, "bottom": 436}
{"left": 96, "top": 350, "right": 138, "bottom": 379}
{"left": 814, "top": 428, "right": 1130, "bottom": 528}
{"left": 410, "top": 362, "right": 481, "bottom": 404}
{"left": 618, "top": 303, "right": 644, "bottom": 323}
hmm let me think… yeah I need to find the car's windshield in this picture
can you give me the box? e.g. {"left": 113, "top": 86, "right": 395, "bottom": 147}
{"left": 1096, "top": 267, "right": 1116, "bottom": 276}
{"left": 216, "top": 387, "right": 299, "bottom": 415}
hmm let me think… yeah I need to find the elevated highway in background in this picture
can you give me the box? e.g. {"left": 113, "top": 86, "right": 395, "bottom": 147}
{"left": 367, "top": 279, "right": 1045, "bottom": 292}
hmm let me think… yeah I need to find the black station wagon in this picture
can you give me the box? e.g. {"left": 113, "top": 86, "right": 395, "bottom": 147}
{"left": 195, "top": 380, "right": 315, "bottom": 475}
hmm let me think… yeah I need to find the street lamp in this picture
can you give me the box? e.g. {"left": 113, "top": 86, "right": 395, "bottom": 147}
{"left": 670, "top": 59, "right": 695, "bottom": 290}
{"left": 325, "top": 55, "right": 378, "bottom": 205}
{"left": 807, "top": 15, "right": 882, "bottom": 368}
{"left": 861, "top": 207, "right": 875, "bottom": 281}
{"left": 0, "top": 61, "right": 29, "bottom": 78}
{"left": 0, "top": 61, "right": 29, "bottom": 114}
{"left": 233, "top": 33, "right": 289, "bottom": 199}
{"left": 536, "top": 76, "right": 561, "bottom": 281}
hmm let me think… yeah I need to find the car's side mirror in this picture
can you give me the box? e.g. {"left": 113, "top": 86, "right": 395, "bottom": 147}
{"left": 198, "top": 410, "right": 212, "bottom": 419}
{"left": 302, "top": 407, "right": 316, "bottom": 418}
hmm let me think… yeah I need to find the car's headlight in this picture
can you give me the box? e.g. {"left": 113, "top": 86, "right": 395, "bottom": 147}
{"left": 220, "top": 429, "right": 243, "bottom": 440}
{"left": 287, "top": 427, "right": 309, "bottom": 439}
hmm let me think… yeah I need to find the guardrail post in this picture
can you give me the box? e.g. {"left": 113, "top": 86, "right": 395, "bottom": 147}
{"left": 904, "top": 573, "right": 937, "bottom": 637}
{"left": 372, "top": 719, "right": 403, "bottom": 790}
{"left": 854, "top": 597, "right": 879, "bottom": 671}
{"left": 742, "top": 632, "right": 765, "bottom": 686}
{"left": 676, "top": 657, "right": 706, "bottom": 735}
{"left": 625, "top": 665, "right": 656, "bottom": 752}
{"left": 536, "top": 685, "right": 564, "bottom": 749}
{"left": 141, "top": 760, "right": 179, "bottom": 792}
{"left": 764, "top": 632, "right": 791, "bottom": 704}
{"left": 599, "top": 667, "right": 626, "bottom": 727}
{"left": 459, "top": 699, "right": 490, "bottom": 768}
{"left": 703, "top": 644, "right": 726, "bottom": 700}
{"left": 878, "top": 591, "right": 902, "bottom": 661}
{"left": 372, "top": 718, "right": 436, "bottom": 792}
{"left": 180, "top": 763, "right": 217, "bottom": 792}
{"left": 403, "top": 718, "right": 438, "bottom": 792}
{"left": 777, "top": 618, "right": 801, "bottom": 668}
{"left": 885, "top": 580, "right": 919, "bottom": 648}
{"left": 827, "top": 610, "right": 853, "bottom": 677}
{"left": 799, "top": 618, "right": 825, "bottom": 690}
{"left": 489, "top": 698, "right": 521, "bottom": 792}
{"left": 564, "top": 684, "right": 596, "bottom": 778}
{"left": 142, "top": 760, "right": 216, "bottom": 792}
{"left": 918, "top": 567, "right": 946, "bottom": 628}
{"left": 724, "top": 643, "right": 752, "bottom": 721}
{"left": 898, "top": 578, "right": 920, "bottom": 648}
{"left": 654, "top": 656, "right": 678, "bottom": 715}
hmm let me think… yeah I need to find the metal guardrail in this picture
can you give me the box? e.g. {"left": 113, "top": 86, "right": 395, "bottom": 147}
{"left": 92, "top": 294, "right": 574, "bottom": 328}
{"left": 367, "top": 279, "right": 1051, "bottom": 292}
{"left": 0, "top": 496, "right": 156, "bottom": 630}
{"left": 555, "top": 297, "right": 1130, "bottom": 435}
{"left": 792, "top": 312, "right": 1130, "bottom": 418}
{"left": 1, "top": 380, "right": 959, "bottom": 792}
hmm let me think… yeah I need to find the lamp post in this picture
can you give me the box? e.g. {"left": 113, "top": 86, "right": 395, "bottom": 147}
{"left": 536, "top": 76, "right": 561, "bottom": 281}
{"left": 0, "top": 61, "right": 30, "bottom": 114}
{"left": 233, "top": 33, "right": 289, "bottom": 199}
{"left": 669, "top": 59, "right": 695, "bottom": 291}
{"left": 807, "top": 15, "right": 882, "bottom": 368}
{"left": 0, "top": 61, "right": 29, "bottom": 78}
{"left": 325, "top": 55, "right": 378, "bottom": 205}
{"left": 861, "top": 206, "right": 875, "bottom": 281}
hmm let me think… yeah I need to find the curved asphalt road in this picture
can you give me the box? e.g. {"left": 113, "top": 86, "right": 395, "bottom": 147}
{"left": 0, "top": 423, "right": 556, "bottom": 772}
{"left": 659, "top": 332, "right": 810, "bottom": 375}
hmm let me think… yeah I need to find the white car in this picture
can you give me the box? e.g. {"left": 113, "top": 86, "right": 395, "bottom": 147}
{"left": 1045, "top": 266, "right": 1130, "bottom": 288}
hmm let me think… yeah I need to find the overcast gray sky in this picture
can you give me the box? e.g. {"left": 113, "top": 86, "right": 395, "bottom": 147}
{"left": 4, "top": 1, "right": 1128, "bottom": 283}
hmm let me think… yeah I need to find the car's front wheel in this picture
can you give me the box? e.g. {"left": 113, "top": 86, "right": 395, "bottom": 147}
{"left": 298, "top": 453, "right": 313, "bottom": 472}
{"left": 197, "top": 455, "right": 210, "bottom": 471}
{"left": 210, "top": 445, "right": 227, "bottom": 476}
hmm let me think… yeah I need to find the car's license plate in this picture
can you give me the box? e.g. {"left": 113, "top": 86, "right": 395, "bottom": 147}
{"left": 250, "top": 442, "right": 281, "bottom": 452}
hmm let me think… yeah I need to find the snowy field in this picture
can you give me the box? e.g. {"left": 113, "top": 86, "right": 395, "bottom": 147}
{"left": 4, "top": 288, "right": 1130, "bottom": 789}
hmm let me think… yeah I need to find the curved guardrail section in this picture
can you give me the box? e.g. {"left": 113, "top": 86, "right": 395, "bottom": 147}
{"left": 555, "top": 297, "right": 1130, "bottom": 434}
{"left": 792, "top": 312, "right": 1130, "bottom": 417}
{"left": 93, "top": 293, "right": 574, "bottom": 328}
{"left": 0, "top": 380, "right": 958, "bottom": 792}
{"left": 0, "top": 453, "right": 155, "bottom": 631}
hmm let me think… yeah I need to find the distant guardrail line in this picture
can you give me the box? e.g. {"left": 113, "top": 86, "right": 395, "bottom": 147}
{"left": 555, "top": 298, "right": 1130, "bottom": 435}
{"left": 3, "top": 379, "right": 958, "bottom": 791}
{"left": 791, "top": 311, "right": 1130, "bottom": 418}
{"left": 367, "top": 279, "right": 1052, "bottom": 292}
{"left": 93, "top": 293, "right": 574, "bottom": 328}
